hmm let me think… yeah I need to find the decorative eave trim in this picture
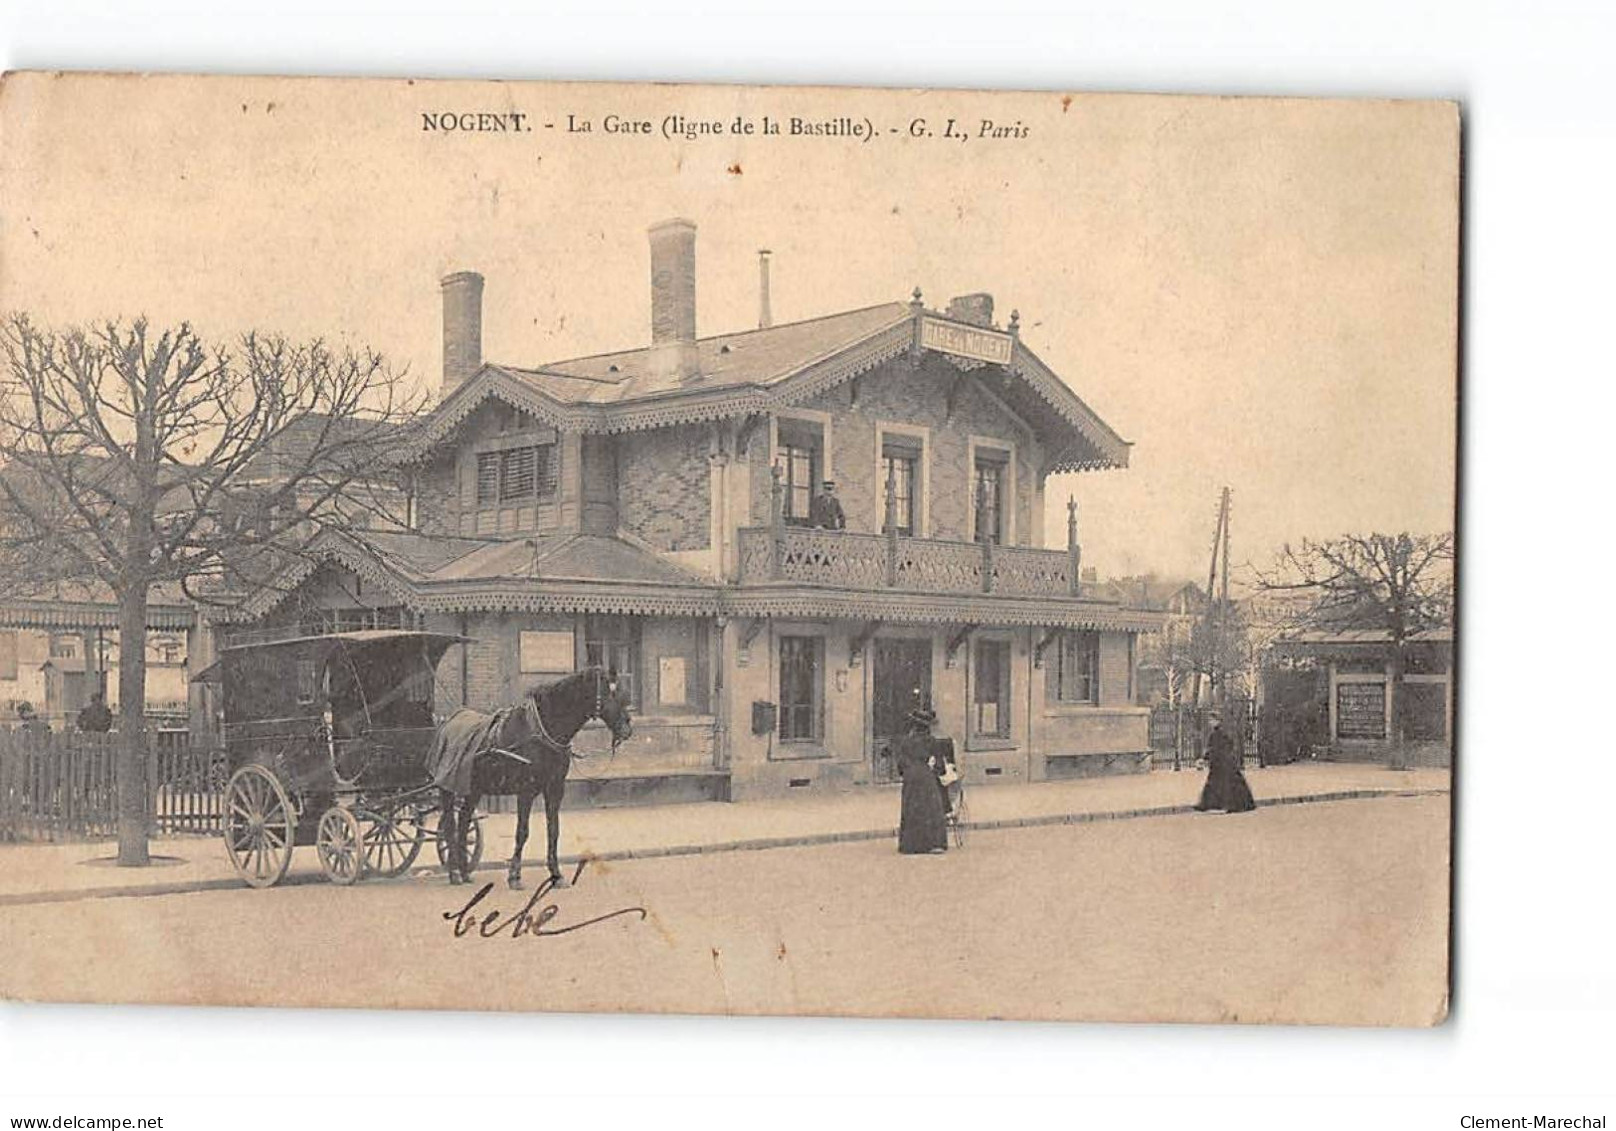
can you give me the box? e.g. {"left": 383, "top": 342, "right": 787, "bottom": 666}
{"left": 1009, "top": 342, "right": 1132, "bottom": 472}
{"left": 215, "top": 536, "right": 424, "bottom": 623}
{"left": 0, "top": 600, "right": 195, "bottom": 631}
{"left": 413, "top": 580, "right": 722, "bottom": 618}
{"left": 412, "top": 368, "right": 583, "bottom": 457}
{"left": 765, "top": 321, "right": 915, "bottom": 411}
{"left": 722, "top": 586, "right": 1167, "bottom": 632}
{"left": 411, "top": 318, "right": 920, "bottom": 451}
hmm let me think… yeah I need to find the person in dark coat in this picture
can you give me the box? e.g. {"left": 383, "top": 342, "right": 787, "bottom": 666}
{"left": 896, "top": 706, "right": 949, "bottom": 854}
{"left": 77, "top": 692, "right": 113, "bottom": 734}
{"left": 1195, "top": 713, "right": 1256, "bottom": 813}
{"left": 15, "top": 701, "right": 50, "bottom": 737}
{"left": 808, "top": 480, "right": 847, "bottom": 530}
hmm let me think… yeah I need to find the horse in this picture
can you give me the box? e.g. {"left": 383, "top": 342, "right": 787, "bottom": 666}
{"left": 430, "top": 666, "right": 633, "bottom": 889}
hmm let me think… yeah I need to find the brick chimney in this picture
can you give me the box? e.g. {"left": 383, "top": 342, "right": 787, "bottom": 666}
{"left": 946, "top": 292, "right": 995, "bottom": 328}
{"left": 648, "top": 218, "right": 700, "bottom": 383}
{"left": 758, "top": 248, "right": 773, "bottom": 329}
{"left": 440, "top": 270, "right": 484, "bottom": 398}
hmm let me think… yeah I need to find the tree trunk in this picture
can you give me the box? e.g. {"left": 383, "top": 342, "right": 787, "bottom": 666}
{"left": 116, "top": 582, "right": 151, "bottom": 866}
{"left": 1387, "top": 642, "right": 1409, "bottom": 771}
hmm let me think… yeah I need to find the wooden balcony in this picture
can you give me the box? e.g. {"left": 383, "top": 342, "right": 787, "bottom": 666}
{"left": 737, "top": 526, "right": 1080, "bottom": 598}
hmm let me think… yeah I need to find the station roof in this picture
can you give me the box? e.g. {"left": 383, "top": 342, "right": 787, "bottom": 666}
{"left": 418, "top": 301, "right": 1131, "bottom": 474}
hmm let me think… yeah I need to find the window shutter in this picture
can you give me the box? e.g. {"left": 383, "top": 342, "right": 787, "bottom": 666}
{"left": 501, "top": 446, "right": 537, "bottom": 501}
{"left": 476, "top": 452, "right": 500, "bottom": 504}
{"left": 536, "top": 443, "right": 558, "bottom": 497}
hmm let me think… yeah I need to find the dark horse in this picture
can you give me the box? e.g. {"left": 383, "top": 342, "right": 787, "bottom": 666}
{"left": 429, "top": 667, "right": 633, "bottom": 889}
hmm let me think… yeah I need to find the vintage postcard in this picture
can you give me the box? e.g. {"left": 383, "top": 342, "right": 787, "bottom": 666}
{"left": 0, "top": 74, "right": 1457, "bottom": 1025}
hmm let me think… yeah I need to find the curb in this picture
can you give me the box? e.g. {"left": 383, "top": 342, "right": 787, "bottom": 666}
{"left": 0, "top": 786, "right": 1447, "bottom": 907}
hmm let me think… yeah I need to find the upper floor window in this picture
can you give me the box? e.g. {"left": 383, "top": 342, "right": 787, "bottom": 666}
{"left": 881, "top": 441, "right": 918, "bottom": 536}
{"left": 973, "top": 454, "right": 1007, "bottom": 545}
{"left": 476, "top": 444, "right": 558, "bottom": 507}
{"left": 777, "top": 418, "right": 825, "bottom": 528}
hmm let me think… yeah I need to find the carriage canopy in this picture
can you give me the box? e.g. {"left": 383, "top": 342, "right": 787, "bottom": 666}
{"left": 196, "top": 630, "right": 468, "bottom": 734}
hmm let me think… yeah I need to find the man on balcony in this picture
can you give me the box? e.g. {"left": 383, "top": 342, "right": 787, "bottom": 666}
{"left": 809, "top": 480, "right": 846, "bottom": 531}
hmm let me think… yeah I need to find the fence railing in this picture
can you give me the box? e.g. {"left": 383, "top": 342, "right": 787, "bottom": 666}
{"left": 1147, "top": 700, "right": 1256, "bottom": 768}
{"left": 0, "top": 730, "right": 224, "bottom": 843}
{"left": 738, "top": 526, "right": 1078, "bottom": 597}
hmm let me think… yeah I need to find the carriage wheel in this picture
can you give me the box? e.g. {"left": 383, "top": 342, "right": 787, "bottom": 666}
{"left": 316, "top": 806, "right": 365, "bottom": 885}
{"left": 359, "top": 805, "right": 424, "bottom": 878}
{"left": 223, "top": 764, "right": 297, "bottom": 889}
{"left": 434, "top": 812, "right": 485, "bottom": 874}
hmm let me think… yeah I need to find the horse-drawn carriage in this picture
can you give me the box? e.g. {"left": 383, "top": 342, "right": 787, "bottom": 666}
{"left": 201, "top": 628, "right": 633, "bottom": 890}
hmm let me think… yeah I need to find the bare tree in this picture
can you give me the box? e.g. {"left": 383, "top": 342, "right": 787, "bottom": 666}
{"left": 0, "top": 314, "right": 425, "bottom": 865}
{"left": 1257, "top": 532, "right": 1454, "bottom": 767}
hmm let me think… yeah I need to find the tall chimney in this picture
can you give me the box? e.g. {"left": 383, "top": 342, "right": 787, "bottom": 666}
{"left": 648, "top": 218, "right": 700, "bottom": 382}
{"left": 440, "top": 270, "right": 484, "bottom": 398}
{"left": 946, "top": 292, "right": 995, "bottom": 328}
{"left": 758, "top": 248, "right": 773, "bottom": 329}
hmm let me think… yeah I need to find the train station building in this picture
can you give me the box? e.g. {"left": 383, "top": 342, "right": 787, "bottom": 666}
{"left": 222, "top": 220, "right": 1162, "bottom": 804}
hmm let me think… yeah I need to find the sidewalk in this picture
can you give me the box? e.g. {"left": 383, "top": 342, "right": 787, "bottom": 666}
{"left": 0, "top": 762, "right": 1450, "bottom": 905}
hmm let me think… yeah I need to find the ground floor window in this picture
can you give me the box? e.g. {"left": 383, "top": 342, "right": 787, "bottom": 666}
{"left": 972, "top": 638, "right": 1012, "bottom": 737}
{"left": 778, "top": 635, "right": 824, "bottom": 742}
{"left": 1050, "top": 629, "right": 1099, "bottom": 704}
{"left": 585, "top": 615, "right": 641, "bottom": 709}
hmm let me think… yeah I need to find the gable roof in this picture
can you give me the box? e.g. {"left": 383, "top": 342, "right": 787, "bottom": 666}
{"left": 218, "top": 528, "right": 720, "bottom": 623}
{"left": 417, "top": 300, "right": 1131, "bottom": 473}
{"left": 507, "top": 303, "right": 912, "bottom": 402}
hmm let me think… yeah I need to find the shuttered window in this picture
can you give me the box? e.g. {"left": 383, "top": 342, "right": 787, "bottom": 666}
{"left": 500, "top": 445, "right": 537, "bottom": 501}
{"left": 534, "top": 444, "right": 557, "bottom": 497}
{"left": 476, "top": 444, "right": 559, "bottom": 506}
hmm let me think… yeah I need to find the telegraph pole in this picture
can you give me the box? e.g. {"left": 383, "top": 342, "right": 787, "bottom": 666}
{"left": 1187, "top": 488, "right": 1231, "bottom": 763}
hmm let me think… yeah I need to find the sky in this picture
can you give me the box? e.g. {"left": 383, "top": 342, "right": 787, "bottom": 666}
{"left": 0, "top": 75, "right": 1458, "bottom": 583}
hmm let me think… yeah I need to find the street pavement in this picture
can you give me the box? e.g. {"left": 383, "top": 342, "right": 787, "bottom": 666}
{"left": 0, "top": 761, "right": 1449, "bottom": 904}
{"left": 0, "top": 793, "right": 1452, "bottom": 1025}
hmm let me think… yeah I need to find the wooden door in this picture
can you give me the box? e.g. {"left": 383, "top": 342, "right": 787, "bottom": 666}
{"left": 871, "top": 637, "right": 932, "bottom": 783}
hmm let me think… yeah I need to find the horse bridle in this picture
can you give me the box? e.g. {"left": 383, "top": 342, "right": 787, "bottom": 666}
{"left": 523, "top": 668, "right": 625, "bottom": 756}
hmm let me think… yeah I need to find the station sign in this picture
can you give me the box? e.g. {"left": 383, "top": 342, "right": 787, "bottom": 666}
{"left": 919, "top": 315, "right": 1014, "bottom": 366}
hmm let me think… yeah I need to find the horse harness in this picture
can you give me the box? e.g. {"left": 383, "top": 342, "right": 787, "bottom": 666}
{"left": 483, "top": 670, "right": 618, "bottom": 766}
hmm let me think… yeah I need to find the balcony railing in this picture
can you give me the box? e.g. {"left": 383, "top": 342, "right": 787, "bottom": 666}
{"left": 738, "top": 526, "right": 1081, "bottom": 598}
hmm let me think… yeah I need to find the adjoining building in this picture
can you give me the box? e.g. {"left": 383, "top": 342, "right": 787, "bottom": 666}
{"left": 0, "top": 581, "right": 196, "bottom": 732}
{"left": 1264, "top": 629, "right": 1453, "bottom": 768}
{"left": 221, "top": 220, "right": 1163, "bottom": 803}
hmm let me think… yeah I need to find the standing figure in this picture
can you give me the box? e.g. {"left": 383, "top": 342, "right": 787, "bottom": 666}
{"left": 76, "top": 692, "right": 113, "bottom": 734}
{"left": 1195, "top": 712, "right": 1256, "bottom": 814}
{"left": 808, "top": 479, "right": 847, "bottom": 530}
{"left": 895, "top": 706, "right": 948, "bottom": 854}
{"left": 15, "top": 701, "right": 50, "bottom": 737}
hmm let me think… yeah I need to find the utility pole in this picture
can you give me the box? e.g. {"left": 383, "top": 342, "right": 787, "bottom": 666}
{"left": 1187, "top": 487, "right": 1231, "bottom": 763}
{"left": 1217, "top": 486, "right": 1231, "bottom": 708}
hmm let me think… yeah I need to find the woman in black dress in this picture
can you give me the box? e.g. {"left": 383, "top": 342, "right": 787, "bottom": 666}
{"left": 896, "top": 708, "right": 948, "bottom": 854}
{"left": 1195, "top": 714, "right": 1256, "bottom": 813}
